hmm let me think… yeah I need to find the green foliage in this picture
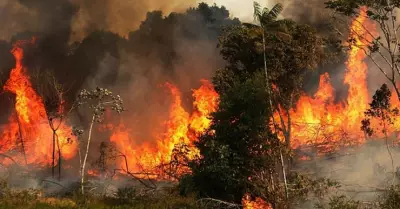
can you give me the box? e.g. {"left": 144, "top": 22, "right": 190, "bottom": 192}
{"left": 315, "top": 195, "right": 360, "bottom": 209}
{"left": 0, "top": 187, "right": 199, "bottom": 209}
{"left": 361, "top": 84, "right": 399, "bottom": 136}
{"left": 187, "top": 71, "right": 280, "bottom": 203}
{"left": 288, "top": 173, "right": 340, "bottom": 201}
{"left": 325, "top": 0, "right": 400, "bottom": 17}
{"left": 252, "top": 2, "right": 284, "bottom": 28}
{"left": 217, "top": 16, "right": 329, "bottom": 109}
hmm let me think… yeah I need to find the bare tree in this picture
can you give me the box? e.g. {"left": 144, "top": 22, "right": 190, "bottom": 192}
{"left": 30, "top": 69, "right": 76, "bottom": 180}
{"left": 75, "top": 87, "right": 123, "bottom": 195}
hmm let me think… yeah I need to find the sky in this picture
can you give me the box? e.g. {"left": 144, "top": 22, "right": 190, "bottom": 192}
{"left": 200, "top": 0, "right": 273, "bottom": 22}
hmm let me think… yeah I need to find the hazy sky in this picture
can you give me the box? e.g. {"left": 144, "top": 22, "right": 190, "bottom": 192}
{"left": 200, "top": 0, "right": 273, "bottom": 22}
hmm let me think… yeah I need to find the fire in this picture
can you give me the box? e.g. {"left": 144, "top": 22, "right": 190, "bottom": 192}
{"left": 157, "top": 82, "right": 191, "bottom": 163}
{"left": 109, "top": 80, "right": 219, "bottom": 175}
{"left": 0, "top": 39, "right": 76, "bottom": 166}
{"left": 242, "top": 194, "right": 272, "bottom": 209}
{"left": 276, "top": 7, "right": 395, "bottom": 152}
{"left": 189, "top": 79, "right": 219, "bottom": 134}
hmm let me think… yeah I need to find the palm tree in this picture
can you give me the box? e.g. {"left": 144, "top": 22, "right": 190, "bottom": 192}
{"left": 245, "top": 1, "right": 290, "bottom": 200}
{"left": 244, "top": 2, "right": 283, "bottom": 98}
{"left": 244, "top": 2, "right": 292, "bottom": 134}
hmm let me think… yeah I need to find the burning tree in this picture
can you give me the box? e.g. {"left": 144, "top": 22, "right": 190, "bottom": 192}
{"left": 186, "top": 72, "right": 282, "bottom": 205}
{"left": 30, "top": 69, "right": 76, "bottom": 180}
{"left": 218, "top": 3, "right": 333, "bottom": 149}
{"left": 326, "top": 0, "right": 400, "bottom": 101}
{"left": 0, "top": 39, "right": 77, "bottom": 170}
{"left": 75, "top": 87, "right": 124, "bottom": 195}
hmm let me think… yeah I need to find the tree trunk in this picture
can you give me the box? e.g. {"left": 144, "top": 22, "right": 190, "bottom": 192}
{"left": 52, "top": 130, "right": 56, "bottom": 179}
{"left": 392, "top": 82, "right": 400, "bottom": 103}
{"left": 263, "top": 30, "right": 274, "bottom": 111}
{"left": 263, "top": 27, "right": 290, "bottom": 204}
{"left": 16, "top": 114, "right": 27, "bottom": 165}
{"left": 56, "top": 134, "right": 61, "bottom": 181}
{"left": 280, "top": 149, "right": 288, "bottom": 200}
{"left": 285, "top": 97, "right": 293, "bottom": 147}
{"left": 81, "top": 114, "right": 95, "bottom": 195}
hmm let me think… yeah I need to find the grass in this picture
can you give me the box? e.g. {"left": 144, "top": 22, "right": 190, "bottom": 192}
{"left": 0, "top": 190, "right": 199, "bottom": 209}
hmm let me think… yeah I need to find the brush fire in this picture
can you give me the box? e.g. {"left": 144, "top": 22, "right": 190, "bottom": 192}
{"left": 0, "top": 1, "right": 400, "bottom": 208}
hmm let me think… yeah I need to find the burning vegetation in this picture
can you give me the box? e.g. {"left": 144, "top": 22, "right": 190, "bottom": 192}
{"left": 2, "top": 0, "right": 400, "bottom": 209}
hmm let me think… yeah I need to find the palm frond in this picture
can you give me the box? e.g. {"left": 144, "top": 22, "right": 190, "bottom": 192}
{"left": 263, "top": 19, "right": 295, "bottom": 34}
{"left": 253, "top": 1, "right": 262, "bottom": 22}
{"left": 267, "top": 3, "right": 283, "bottom": 20}
{"left": 274, "top": 19, "right": 296, "bottom": 28}
{"left": 242, "top": 23, "right": 261, "bottom": 30}
{"left": 262, "top": 7, "right": 270, "bottom": 16}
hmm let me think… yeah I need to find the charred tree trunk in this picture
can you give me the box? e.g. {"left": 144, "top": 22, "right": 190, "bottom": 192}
{"left": 52, "top": 130, "right": 56, "bottom": 179}
{"left": 56, "top": 134, "right": 61, "bottom": 181}
{"left": 16, "top": 114, "right": 27, "bottom": 165}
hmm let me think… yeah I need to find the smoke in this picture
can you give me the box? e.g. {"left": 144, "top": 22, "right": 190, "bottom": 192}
{"left": 0, "top": 0, "right": 396, "bottom": 203}
{"left": 295, "top": 140, "right": 400, "bottom": 208}
{"left": 68, "top": 0, "right": 200, "bottom": 42}
{"left": 281, "top": 0, "right": 330, "bottom": 27}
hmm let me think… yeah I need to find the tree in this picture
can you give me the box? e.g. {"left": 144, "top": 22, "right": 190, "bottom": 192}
{"left": 361, "top": 84, "right": 399, "bottom": 184}
{"left": 185, "top": 72, "right": 282, "bottom": 205}
{"left": 243, "top": 1, "right": 283, "bottom": 129}
{"left": 325, "top": 0, "right": 400, "bottom": 101}
{"left": 31, "top": 69, "right": 75, "bottom": 180}
{"left": 218, "top": 7, "right": 331, "bottom": 148}
{"left": 75, "top": 87, "right": 123, "bottom": 194}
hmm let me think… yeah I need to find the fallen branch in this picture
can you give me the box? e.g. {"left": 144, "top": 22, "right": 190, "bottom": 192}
{"left": 39, "top": 179, "right": 66, "bottom": 189}
{"left": 197, "top": 198, "right": 241, "bottom": 209}
{"left": 0, "top": 153, "right": 19, "bottom": 167}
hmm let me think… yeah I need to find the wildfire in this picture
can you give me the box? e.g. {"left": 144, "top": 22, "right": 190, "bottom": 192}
{"left": 275, "top": 7, "right": 398, "bottom": 152}
{"left": 109, "top": 80, "right": 219, "bottom": 175}
{"left": 0, "top": 39, "right": 76, "bottom": 166}
{"left": 189, "top": 79, "right": 219, "bottom": 134}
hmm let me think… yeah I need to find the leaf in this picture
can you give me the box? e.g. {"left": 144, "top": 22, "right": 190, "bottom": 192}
{"left": 253, "top": 1, "right": 262, "bottom": 22}
{"left": 267, "top": 3, "right": 283, "bottom": 20}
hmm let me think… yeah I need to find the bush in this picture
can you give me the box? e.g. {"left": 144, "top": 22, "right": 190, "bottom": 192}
{"left": 315, "top": 195, "right": 359, "bottom": 209}
{"left": 380, "top": 185, "right": 400, "bottom": 209}
{"left": 0, "top": 187, "right": 199, "bottom": 209}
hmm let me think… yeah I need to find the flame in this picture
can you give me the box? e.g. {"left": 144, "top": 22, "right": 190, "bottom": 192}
{"left": 273, "top": 7, "right": 393, "bottom": 152}
{"left": 242, "top": 194, "right": 272, "bottom": 209}
{"left": 0, "top": 39, "right": 76, "bottom": 166}
{"left": 189, "top": 79, "right": 219, "bottom": 134}
{"left": 157, "top": 82, "right": 191, "bottom": 163}
{"left": 109, "top": 80, "right": 219, "bottom": 175}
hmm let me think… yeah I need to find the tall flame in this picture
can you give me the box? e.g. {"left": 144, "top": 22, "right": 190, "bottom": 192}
{"left": 0, "top": 39, "right": 76, "bottom": 166}
{"left": 278, "top": 7, "right": 391, "bottom": 152}
{"left": 189, "top": 79, "right": 219, "bottom": 134}
{"left": 109, "top": 80, "right": 219, "bottom": 175}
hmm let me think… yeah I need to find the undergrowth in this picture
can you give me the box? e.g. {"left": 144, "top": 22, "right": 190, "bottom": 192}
{"left": 0, "top": 180, "right": 199, "bottom": 209}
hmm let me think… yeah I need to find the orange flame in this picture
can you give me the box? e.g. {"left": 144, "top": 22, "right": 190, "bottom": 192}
{"left": 274, "top": 7, "right": 392, "bottom": 152}
{"left": 109, "top": 80, "right": 219, "bottom": 175}
{"left": 0, "top": 39, "right": 76, "bottom": 166}
{"left": 189, "top": 79, "right": 219, "bottom": 134}
{"left": 242, "top": 194, "right": 272, "bottom": 209}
